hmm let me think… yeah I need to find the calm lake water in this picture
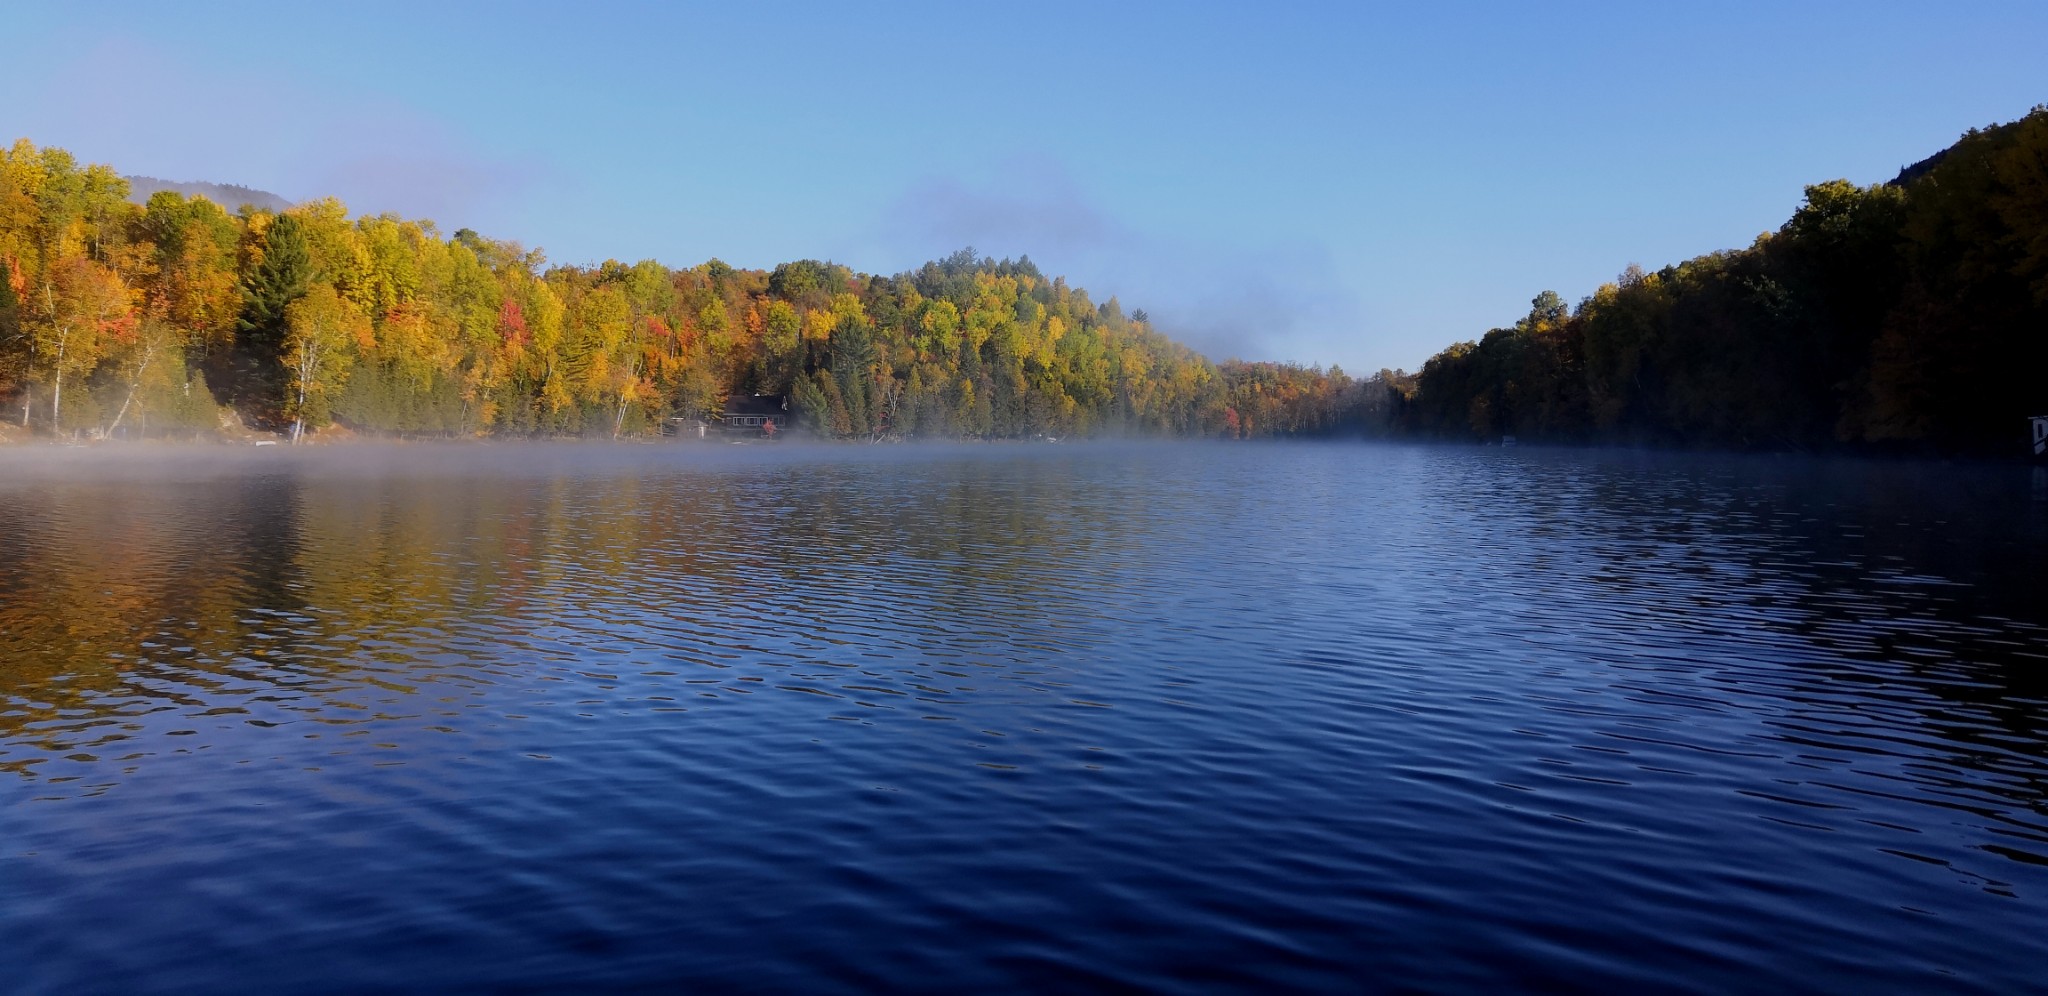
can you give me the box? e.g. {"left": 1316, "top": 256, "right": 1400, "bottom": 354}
{"left": 3, "top": 442, "right": 2046, "bottom": 992}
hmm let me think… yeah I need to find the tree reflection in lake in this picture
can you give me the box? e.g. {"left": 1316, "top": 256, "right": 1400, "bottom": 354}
{"left": 2, "top": 442, "right": 2045, "bottom": 991}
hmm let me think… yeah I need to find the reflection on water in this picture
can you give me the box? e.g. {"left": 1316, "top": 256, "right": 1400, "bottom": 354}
{"left": 3, "top": 443, "right": 2045, "bottom": 991}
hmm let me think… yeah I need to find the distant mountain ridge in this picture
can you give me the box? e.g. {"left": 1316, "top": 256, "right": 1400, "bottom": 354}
{"left": 124, "top": 175, "right": 292, "bottom": 214}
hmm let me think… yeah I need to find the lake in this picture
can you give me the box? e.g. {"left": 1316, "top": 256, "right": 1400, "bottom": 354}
{"left": 3, "top": 442, "right": 2045, "bottom": 992}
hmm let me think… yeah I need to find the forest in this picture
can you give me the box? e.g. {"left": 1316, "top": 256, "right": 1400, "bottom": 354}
{"left": 1399, "top": 107, "right": 2048, "bottom": 455}
{"left": 2, "top": 106, "right": 2042, "bottom": 451}
{"left": 0, "top": 142, "right": 1362, "bottom": 443}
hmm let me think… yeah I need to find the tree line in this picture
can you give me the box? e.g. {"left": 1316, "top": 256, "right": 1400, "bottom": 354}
{"left": 0, "top": 140, "right": 1363, "bottom": 443}
{"left": 1395, "top": 107, "right": 2048, "bottom": 454}
{"left": 5, "top": 108, "right": 2040, "bottom": 450}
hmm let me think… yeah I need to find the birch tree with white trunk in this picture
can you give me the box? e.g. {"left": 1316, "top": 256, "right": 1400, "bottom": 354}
{"left": 282, "top": 284, "right": 364, "bottom": 443}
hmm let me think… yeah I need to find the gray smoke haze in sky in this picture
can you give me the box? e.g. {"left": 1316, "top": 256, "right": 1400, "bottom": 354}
{"left": 865, "top": 159, "right": 1371, "bottom": 369}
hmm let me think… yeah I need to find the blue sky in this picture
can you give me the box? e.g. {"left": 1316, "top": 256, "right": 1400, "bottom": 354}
{"left": 3, "top": 1, "right": 2043, "bottom": 371}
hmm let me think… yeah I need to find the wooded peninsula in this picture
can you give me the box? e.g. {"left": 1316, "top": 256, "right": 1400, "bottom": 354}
{"left": 1, "top": 107, "right": 2042, "bottom": 452}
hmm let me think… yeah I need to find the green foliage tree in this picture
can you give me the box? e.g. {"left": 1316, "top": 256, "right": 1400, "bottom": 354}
{"left": 791, "top": 367, "right": 831, "bottom": 434}
{"left": 0, "top": 257, "right": 20, "bottom": 398}
{"left": 0, "top": 256, "right": 21, "bottom": 337}
{"left": 233, "top": 213, "right": 313, "bottom": 419}
{"left": 830, "top": 313, "right": 877, "bottom": 438}
{"left": 238, "top": 214, "right": 313, "bottom": 355}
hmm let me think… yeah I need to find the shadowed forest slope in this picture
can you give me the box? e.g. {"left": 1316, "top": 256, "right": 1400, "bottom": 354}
{"left": 1400, "top": 107, "right": 2048, "bottom": 455}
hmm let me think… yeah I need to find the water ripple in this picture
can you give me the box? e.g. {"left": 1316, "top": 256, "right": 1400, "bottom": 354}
{"left": 2, "top": 443, "right": 2045, "bottom": 992}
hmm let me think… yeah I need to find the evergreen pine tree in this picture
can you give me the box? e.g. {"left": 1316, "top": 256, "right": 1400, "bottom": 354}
{"left": 233, "top": 214, "right": 313, "bottom": 417}
{"left": 0, "top": 257, "right": 19, "bottom": 342}
{"left": 0, "top": 258, "right": 22, "bottom": 408}
{"left": 792, "top": 368, "right": 831, "bottom": 435}
{"left": 237, "top": 215, "right": 312, "bottom": 360}
{"left": 830, "top": 315, "right": 876, "bottom": 438}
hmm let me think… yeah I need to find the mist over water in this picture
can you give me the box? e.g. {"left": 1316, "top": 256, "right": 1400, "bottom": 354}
{"left": 3, "top": 443, "right": 2046, "bottom": 991}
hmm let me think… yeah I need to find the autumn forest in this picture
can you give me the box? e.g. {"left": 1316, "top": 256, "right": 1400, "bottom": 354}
{"left": 0, "top": 139, "right": 1367, "bottom": 445}
{"left": 0, "top": 106, "right": 2043, "bottom": 452}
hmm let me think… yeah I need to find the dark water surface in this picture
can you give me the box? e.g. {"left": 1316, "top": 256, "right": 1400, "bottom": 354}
{"left": 4, "top": 443, "right": 2046, "bottom": 992}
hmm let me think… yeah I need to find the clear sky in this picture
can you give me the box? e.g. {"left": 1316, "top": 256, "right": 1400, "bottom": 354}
{"left": 3, "top": 1, "right": 2043, "bottom": 372}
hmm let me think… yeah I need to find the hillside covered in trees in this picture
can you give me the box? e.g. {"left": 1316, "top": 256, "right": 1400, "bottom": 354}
{"left": 4, "top": 108, "right": 2043, "bottom": 452}
{"left": 1400, "top": 107, "right": 2048, "bottom": 455}
{"left": 0, "top": 139, "right": 1363, "bottom": 443}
